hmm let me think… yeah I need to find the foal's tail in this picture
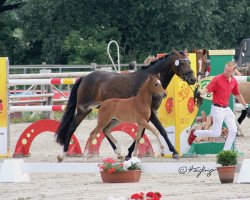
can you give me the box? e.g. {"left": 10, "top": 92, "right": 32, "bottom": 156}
{"left": 55, "top": 77, "right": 83, "bottom": 145}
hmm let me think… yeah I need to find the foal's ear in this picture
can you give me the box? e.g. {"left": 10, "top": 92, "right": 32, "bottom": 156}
{"left": 148, "top": 74, "right": 154, "bottom": 80}
{"left": 156, "top": 73, "right": 160, "bottom": 79}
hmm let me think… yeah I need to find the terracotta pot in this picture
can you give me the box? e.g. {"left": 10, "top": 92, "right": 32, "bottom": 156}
{"left": 100, "top": 170, "right": 141, "bottom": 183}
{"left": 217, "top": 166, "right": 236, "bottom": 183}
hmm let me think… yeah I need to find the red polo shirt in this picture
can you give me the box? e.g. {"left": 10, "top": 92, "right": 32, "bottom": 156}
{"left": 207, "top": 74, "right": 240, "bottom": 107}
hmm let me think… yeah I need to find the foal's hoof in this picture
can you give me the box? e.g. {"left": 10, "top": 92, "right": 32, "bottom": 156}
{"left": 172, "top": 153, "right": 180, "bottom": 160}
{"left": 85, "top": 153, "right": 94, "bottom": 159}
{"left": 57, "top": 155, "right": 64, "bottom": 163}
{"left": 161, "top": 153, "right": 165, "bottom": 157}
{"left": 117, "top": 155, "right": 124, "bottom": 160}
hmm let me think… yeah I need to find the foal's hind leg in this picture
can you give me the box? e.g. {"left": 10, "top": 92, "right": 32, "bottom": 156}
{"left": 58, "top": 109, "right": 91, "bottom": 162}
{"left": 84, "top": 118, "right": 111, "bottom": 158}
{"left": 133, "top": 126, "right": 144, "bottom": 157}
{"left": 103, "top": 120, "right": 124, "bottom": 159}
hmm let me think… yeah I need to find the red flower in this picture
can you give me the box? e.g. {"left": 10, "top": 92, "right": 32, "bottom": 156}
{"left": 102, "top": 157, "right": 115, "bottom": 164}
{"left": 155, "top": 192, "right": 162, "bottom": 198}
{"left": 146, "top": 191, "right": 162, "bottom": 200}
{"left": 131, "top": 191, "right": 162, "bottom": 200}
{"left": 146, "top": 192, "right": 155, "bottom": 197}
{"left": 131, "top": 192, "right": 144, "bottom": 199}
{"left": 107, "top": 168, "right": 116, "bottom": 174}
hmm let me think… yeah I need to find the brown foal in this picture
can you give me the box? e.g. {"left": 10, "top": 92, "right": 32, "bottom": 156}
{"left": 84, "top": 74, "right": 167, "bottom": 158}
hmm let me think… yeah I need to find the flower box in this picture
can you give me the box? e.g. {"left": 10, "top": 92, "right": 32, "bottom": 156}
{"left": 100, "top": 170, "right": 141, "bottom": 183}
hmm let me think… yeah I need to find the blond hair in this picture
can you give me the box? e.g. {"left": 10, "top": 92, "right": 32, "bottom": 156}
{"left": 225, "top": 61, "right": 237, "bottom": 70}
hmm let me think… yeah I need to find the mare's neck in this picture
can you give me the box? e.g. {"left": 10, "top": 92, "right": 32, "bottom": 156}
{"left": 146, "top": 56, "right": 175, "bottom": 89}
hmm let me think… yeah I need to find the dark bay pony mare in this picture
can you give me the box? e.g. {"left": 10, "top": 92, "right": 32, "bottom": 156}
{"left": 55, "top": 50, "right": 196, "bottom": 161}
{"left": 84, "top": 75, "right": 167, "bottom": 159}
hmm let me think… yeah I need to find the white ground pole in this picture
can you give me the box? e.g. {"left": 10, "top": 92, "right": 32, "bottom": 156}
{"left": 0, "top": 159, "right": 219, "bottom": 182}
{"left": 237, "top": 159, "right": 250, "bottom": 183}
{"left": 1, "top": 159, "right": 248, "bottom": 183}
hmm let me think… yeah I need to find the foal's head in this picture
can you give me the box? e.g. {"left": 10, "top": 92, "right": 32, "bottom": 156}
{"left": 145, "top": 74, "right": 167, "bottom": 98}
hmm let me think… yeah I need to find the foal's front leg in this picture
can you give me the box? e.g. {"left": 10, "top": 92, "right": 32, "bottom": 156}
{"left": 140, "top": 121, "right": 165, "bottom": 156}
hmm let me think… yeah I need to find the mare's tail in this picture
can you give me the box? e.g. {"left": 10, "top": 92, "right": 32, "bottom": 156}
{"left": 55, "top": 77, "right": 83, "bottom": 145}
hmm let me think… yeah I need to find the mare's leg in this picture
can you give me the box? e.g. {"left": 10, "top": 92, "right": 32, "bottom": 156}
{"left": 126, "top": 112, "right": 179, "bottom": 160}
{"left": 237, "top": 110, "right": 246, "bottom": 137}
{"left": 139, "top": 121, "right": 165, "bottom": 156}
{"left": 238, "top": 109, "right": 247, "bottom": 124}
{"left": 133, "top": 126, "right": 144, "bottom": 157}
{"left": 103, "top": 120, "right": 124, "bottom": 159}
{"left": 58, "top": 109, "right": 91, "bottom": 162}
{"left": 150, "top": 112, "right": 179, "bottom": 159}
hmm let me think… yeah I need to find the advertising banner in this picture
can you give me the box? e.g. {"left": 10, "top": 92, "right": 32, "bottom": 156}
{"left": 0, "top": 58, "right": 9, "bottom": 156}
{"left": 158, "top": 53, "right": 198, "bottom": 155}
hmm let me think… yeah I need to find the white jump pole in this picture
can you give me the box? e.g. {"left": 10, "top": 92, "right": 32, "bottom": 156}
{"left": 9, "top": 78, "right": 78, "bottom": 86}
{"left": 10, "top": 105, "right": 66, "bottom": 113}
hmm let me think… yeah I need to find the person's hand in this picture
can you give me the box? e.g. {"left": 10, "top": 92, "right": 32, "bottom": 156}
{"left": 193, "top": 85, "right": 203, "bottom": 108}
{"left": 246, "top": 107, "right": 250, "bottom": 118}
{"left": 194, "top": 86, "right": 201, "bottom": 99}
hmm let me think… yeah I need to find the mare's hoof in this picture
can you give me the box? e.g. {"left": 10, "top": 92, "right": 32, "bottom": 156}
{"left": 161, "top": 153, "right": 165, "bottom": 157}
{"left": 172, "top": 153, "right": 180, "bottom": 160}
{"left": 57, "top": 155, "right": 63, "bottom": 163}
{"left": 125, "top": 156, "right": 131, "bottom": 161}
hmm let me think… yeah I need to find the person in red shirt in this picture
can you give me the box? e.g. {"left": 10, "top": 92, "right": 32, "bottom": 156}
{"left": 188, "top": 61, "right": 250, "bottom": 150}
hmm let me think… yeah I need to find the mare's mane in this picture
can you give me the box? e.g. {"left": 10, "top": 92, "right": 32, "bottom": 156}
{"left": 141, "top": 51, "right": 185, "bottom": 70}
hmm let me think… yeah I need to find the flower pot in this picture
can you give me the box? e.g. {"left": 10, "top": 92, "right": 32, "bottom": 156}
{"left": 217, "top": 166, "right": 236, "bottom": 183}
{"left": 100, "top": 170, "right": 141, "bottom": 183}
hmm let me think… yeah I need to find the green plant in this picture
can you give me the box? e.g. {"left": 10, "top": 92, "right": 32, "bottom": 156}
{"left": 216, "top": 150, "right": 238, "bottom": 166}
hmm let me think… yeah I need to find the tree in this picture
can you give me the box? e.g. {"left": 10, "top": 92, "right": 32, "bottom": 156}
{"left": 0, "top": 0, "right": 22, "bottom": 13}
{"left": 11, "top": 0, "right": 250, "bottom": 64}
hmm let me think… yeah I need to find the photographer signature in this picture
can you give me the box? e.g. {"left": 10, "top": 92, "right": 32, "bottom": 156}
{"left": 178, "top": 165, "right": 216, "bottom": 178}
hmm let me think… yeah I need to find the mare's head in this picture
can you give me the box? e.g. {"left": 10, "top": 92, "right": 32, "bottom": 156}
{"left": 145, "top": 74, "right": 167, "bottom": 98}
{"left": 193, "top": 49, "right": 208, "bottom": 78}
{"left": 170, "top": 49, "right": 196, "bottom": 85}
